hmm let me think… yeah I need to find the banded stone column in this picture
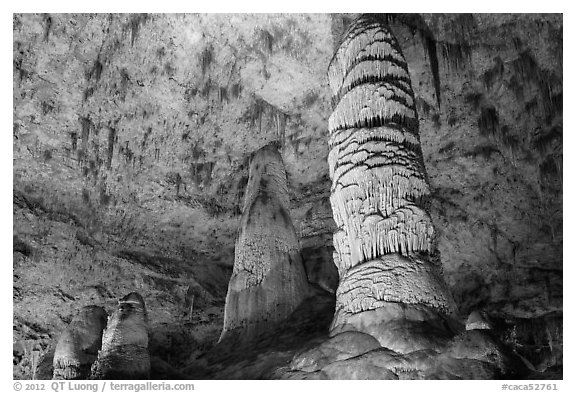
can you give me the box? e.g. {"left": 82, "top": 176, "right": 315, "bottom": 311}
{"left": 53, "top": 306, "right": 107, "bottom": 380}
{"left": 220, "top": 144, "right": 309, "bottom": 342}
{"left": 327, "top": 14, "right": 456, "bottom": 350}
{"left": 90, "top": 293, "right": 150, "bottom": 379}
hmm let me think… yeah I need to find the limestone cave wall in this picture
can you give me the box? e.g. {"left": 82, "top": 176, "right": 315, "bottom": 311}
{"left": 13, "top": 13, "right": 562, "bottom": 379}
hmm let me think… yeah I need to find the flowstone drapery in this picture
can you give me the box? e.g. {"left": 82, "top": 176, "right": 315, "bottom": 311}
{"left": 220, "top": 144, "right": 310, "bottom": 342}
{"left": 327, "top": 14, "right": 456, "bottom": 350}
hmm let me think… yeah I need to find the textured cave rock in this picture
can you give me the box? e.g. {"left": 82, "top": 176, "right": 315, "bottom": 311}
{"left": 445, "top": 330, "right": 506, "bottom": 372}
{"left": 220, "top": 144, "right": 310, "bottom": 342}
{"left": 289, "top": 328, "right": 509, "bottom": 380}
{"left": 90, "top": 292, "right": 150, "bottom": 379}
{"left": 12, "top": 13, "right": 562, "bottom": 380}
{"left": 52, "top": 306, "right": 107, "bottom": 380}
{"left": 290, "top": 331, "right": 382, "bottom": 372}
{"left": 466, "top": 310, "right": 493, "bottom": 330}
{"left": 327, "top": 14, "right": 456, "bottom": 350}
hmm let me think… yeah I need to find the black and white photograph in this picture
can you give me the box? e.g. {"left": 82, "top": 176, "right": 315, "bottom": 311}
{"left": 10, "top": 5, "right": 565, "bottom": 385}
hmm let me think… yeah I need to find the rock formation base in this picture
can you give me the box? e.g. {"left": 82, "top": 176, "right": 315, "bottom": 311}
{"left": 289, "top": 327, "right": 509, "bottom": 379}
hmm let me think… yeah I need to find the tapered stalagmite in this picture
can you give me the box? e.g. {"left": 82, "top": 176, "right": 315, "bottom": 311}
{"left": 220, "top": 144, "right": 309, "bottom": 342}
{"left": 52, "top": 306, "right": 107, "bottom": 380}
{"left": 327, "top": 14, "right": 456, "bottom": 348}
{"left": 90, "top": 293, "right": 150, "bottom": 379}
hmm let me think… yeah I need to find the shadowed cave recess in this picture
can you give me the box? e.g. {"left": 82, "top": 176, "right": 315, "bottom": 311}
{"left": 13, "top": 13, "right": 562, "bottom": 380}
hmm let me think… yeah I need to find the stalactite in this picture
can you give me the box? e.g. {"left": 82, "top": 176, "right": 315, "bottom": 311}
{"left": 383, "top": 13, "right": 443, "bottom": 108}
{"left": 42, "top": 14, "right": 52, "bottom": 43}
{"left": 106, "top": 127, "right": 116, "bottom": 169}
{"left": 220, "top": 144, "right": 309, "bottom": 342}
{"left": 200, "top": 45, "right": 213, "bottom": 76}
{"left": 274, "top": 109, "right": 287, "bottom": 147}
{"left": 532, "top": 125, "right": 562, "bottom": 157}
{"left": 327, "top": 14, "right": 456, "bottom": 341}
{"left": 482, "top": 57, "right": 505, "bottom": 90}
{"left": 440, "top": 42, "right": 472, "bottom": 71}
{"left": 478, "top": 106, "right": 500, "bottom": 138}
{"left": 129, "top": 14, "right": 149, "bottom": 47}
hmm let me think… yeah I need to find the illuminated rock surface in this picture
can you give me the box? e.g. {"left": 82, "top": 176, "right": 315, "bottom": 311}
{"left": 219, "top": 144, "right": 310, "bottom": 342}
{"left": 466, "top": 310, "right": 493, "bottom": 330}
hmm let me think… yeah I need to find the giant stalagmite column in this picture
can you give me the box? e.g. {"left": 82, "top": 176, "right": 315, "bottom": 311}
{"left": 90, "top": 293, "right": 150, "bottom": 379}
{"left": 327, "top": 14, "right": 457, "bottom": 352}
{"left": 220, "top": 144, "right": 310, "bottom": 342}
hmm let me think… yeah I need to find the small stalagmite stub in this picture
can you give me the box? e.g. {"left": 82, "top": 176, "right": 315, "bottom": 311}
{"left": 53, "top": 305, "right": 107, "bottom": 380}
{"left": 90, "top": 292, "right": 150, "bottom": 379}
